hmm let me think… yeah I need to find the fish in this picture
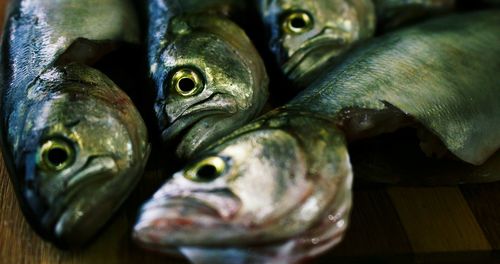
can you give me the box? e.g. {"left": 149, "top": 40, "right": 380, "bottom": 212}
{"left": 134, "top": 10, "right": 500, "bottom": 263}
{"left": 258, "top": 0, "right": 376, "bottom": 88}
{"left": 373, "top": 0, "right": 455, "bottom": 30}
{"left": 0, "top": 0, "right": 150, "bottom": 247}
{"left": 147, "top": 0, "right": 269, "bottom": 159}
{"left": 258, "top": 0, "right": 457, "bottom": 88}
{"left": 135, "top": 112, "right": 352, "bottom": 263}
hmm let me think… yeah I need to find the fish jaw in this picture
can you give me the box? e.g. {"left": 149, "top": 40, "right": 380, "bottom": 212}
{"left": 44, "top": 156, "right": 119, "bottom": 243}
{"left": 53, "top": 160, "right": 146, "bottom": 246}
{"left": 281, "top": 34, "right": 350, "bottom": 87}
{"left": 176, "top": 208, "right": 351, "bottom": 264}
{"left": 135, "top": 111, "right": 353, "bottom": 259}
{"left": 177, "top": 200, "right": 352, "bottom": 264}
{"left": 163, "top": 110, "right": 257, "bottom": 160}
{"left": 278, "top": 25, "right": 374, "bottom": 87}
{"left": 134, "top": 193, "right": 243, "bottom": 248}
{"left": 23, "top": 151, "right": 143, "bottom": 247}
{"left": 270, "top": 22, "right": 353, "bottom": 71}
{"left": 280, "top": 27, "right": 353, "bottom": 66}
{"left": 136, "top": 180, "right": 352, "bottom": 264}
{"left": 161, "top": 94, "right": 244, "bottom": 160}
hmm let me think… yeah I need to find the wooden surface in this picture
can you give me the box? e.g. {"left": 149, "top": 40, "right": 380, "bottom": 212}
{"left": 3, "top": 146, "right": 500, "bottom": 264}
{"left": 2, "top": 2, "right": 500, "bottom": 264}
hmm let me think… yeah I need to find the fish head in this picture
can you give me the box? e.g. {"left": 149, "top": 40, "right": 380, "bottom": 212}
{"left": 260, "top": 0, "right": 375, "bottom": 80}
{"left": 154, "top": 15, "right": 268, "bottom": 159}
{"left": 17, "top": 65, "right": 149, "bottom": 246}
{"left": 134, "top": 112, "right": 352, "bottom": 252}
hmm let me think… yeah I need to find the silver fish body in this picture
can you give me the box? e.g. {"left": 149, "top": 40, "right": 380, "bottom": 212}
{"left": 135, "top": 112, "right": 352, "bottom": 263}
{"left": 148, "top": 0, "right": 269, "bottom": 159}
{"left": 134, "top": 10, "right": 500, "bottom": 263}
{"left": 258, "top": 0, "right": 376, "bottom": 88}
{"left": 290, "top": 10, "right": 500, "bottom": 165}
{"left": 0, "top": 0, "right": 149, "bottom": 247}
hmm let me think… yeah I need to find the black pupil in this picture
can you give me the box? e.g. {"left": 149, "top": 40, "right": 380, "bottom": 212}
{"left": 291, "top": 16, "right": 307, "bottom": 29}
{"left": 178, "top": 77, "right": 196, "bottom": 92}
{"left": 47, "top": 147, "right": 68, "bottom": 166}
{"left": 196, "top": 164, "right": 219, "bottom": 181}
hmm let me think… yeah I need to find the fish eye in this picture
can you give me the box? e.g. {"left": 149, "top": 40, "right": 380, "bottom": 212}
{"left": 184, "top": 156, "right": 226, "bottom": 182}
{"left": 38, "top": 138, "right": 76, "bottom": 171}
{"left": 282, "top": 10, "right": 314, "bottom": 34}
{"left": 171, "top": 67, "right": 205, "bottom": 97}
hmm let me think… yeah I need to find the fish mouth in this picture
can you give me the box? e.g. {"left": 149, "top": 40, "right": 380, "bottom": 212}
{"left": 282, "top": 33, "right": 346, "bottom": 79}
{"left": 162, "top": 110, "right": 233, "bottom": 157}
{"left": 40, "top": 156, "right": 119, "bottom": 243}
{"left": 162, "top": 110, "right": 230, "bottom": 143}
{"left": 134, "top": 198, "right": 221, "bottom": 246}
{"left": 143, "top": 197, "right": 222, "bottom": 223}
{"left": 162, "top": 93, "right": 238, "bottom": 145}
{"left": 134, "top": 191, "right": 242, "bottom": 247}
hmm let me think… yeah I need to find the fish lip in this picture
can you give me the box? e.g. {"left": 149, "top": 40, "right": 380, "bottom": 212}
{"left": 134, "top": 190, "right": 243, "bottom": 246}
{"left": 64, "top": 156, "right": 117, "bottom": 191}
{"left": 42, "top": 156, "right": 118, "bottom": 238}
{"left": 142, "top": 197, "right": 222, "bottom": 218}
{"left": 282, "top": 34, "right": 344, "bottom": 75}
{"left": 134, "top": 197, "right": 224, "bottom": 246}
{"left": 161, "top": 109, "right": 231, "bottom": 147}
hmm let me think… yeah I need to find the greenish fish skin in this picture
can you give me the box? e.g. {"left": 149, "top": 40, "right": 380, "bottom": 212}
{"left": 258, "top": 0, "right": 376, "bottom": 88}
{"left": 373, "top": 0, "right": 455, "bottom": 30}
{"left": 0, "top": 0, "right": 149, "bottom": 247}
{"left": 148, "top": 0, "right": 269, "bottom": 160}
{"left": 134, "top": 10, "right": 500, "bottom": 263}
